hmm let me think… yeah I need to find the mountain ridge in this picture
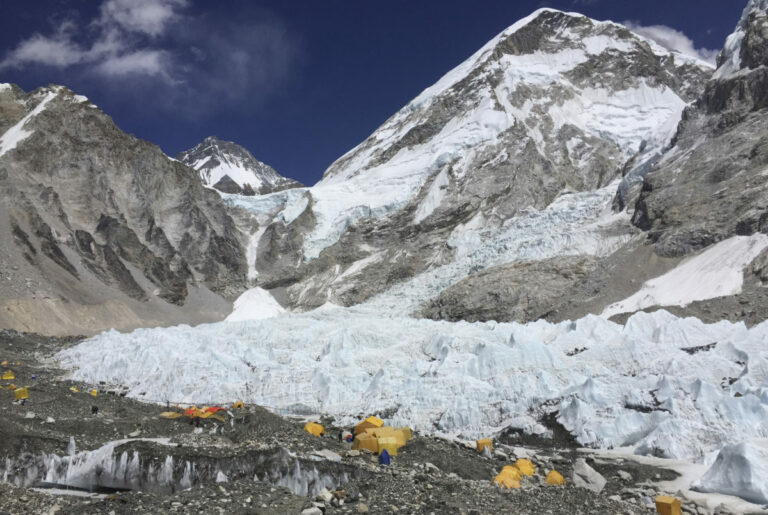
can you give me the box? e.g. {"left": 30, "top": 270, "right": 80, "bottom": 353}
{"left": 178, "top": 135, "right": 303, "bottom": 196}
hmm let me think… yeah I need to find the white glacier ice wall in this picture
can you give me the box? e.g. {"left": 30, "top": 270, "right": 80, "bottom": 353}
{"left": 693, "top": 439, "right": 768, "bottom": 505}
{"left": 2, "top": 441, "right": 349, "bottom": 497}
{"left": 57, "top": 309, "right": 768, "bottom": 463}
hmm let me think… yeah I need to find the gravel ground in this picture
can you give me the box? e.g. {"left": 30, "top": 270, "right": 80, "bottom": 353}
{"left": 0, "top": 329, "right": 736, "bottom": 515}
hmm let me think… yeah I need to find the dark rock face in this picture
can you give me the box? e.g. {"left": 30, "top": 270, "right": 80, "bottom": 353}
{"left": 0, "top": 85, "right": 247, "bottom": 331}
{"left": 740, "top": 8, "right": 768, "bottom": 70}
{"left": 419, "top": 257, "right": 597, "bottom": 323}
{"left": 631, "top": 3, "right": 768, "bottom": 257}
{"left": 212, "top": 175, "right": 243, "bottom": 195}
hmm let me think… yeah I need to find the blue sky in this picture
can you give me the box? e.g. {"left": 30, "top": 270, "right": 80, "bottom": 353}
{"left": 0, "top": 0, "right": 743, "bottom": 185}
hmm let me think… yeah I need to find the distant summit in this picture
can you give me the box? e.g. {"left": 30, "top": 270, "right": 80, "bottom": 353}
{"left": 178, "top": 136, "right": 303, "bottom": 196}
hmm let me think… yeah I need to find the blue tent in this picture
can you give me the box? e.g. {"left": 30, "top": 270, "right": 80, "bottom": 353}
{"left": 378, "top": 449, "right": 391, "bottom": 466}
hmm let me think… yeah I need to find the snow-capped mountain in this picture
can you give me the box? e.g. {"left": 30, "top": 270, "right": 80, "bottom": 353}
{"left": 16, "top": 1, "right": 768, "bottom": 506}
{"left": 235, "top": 8, "right": 713, "bottom": 316}
{"left": 178, "top": 136, "right": 303, "bottom": 195}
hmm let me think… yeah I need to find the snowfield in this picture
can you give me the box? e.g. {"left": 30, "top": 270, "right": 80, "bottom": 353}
{"left": 602, "top": 234, "right": 768, "bottom": 318}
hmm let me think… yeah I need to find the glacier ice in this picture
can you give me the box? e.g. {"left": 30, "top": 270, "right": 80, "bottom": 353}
{"left": 363, "top": 183, "right": 632, "bottom": 316}
{"left": 693, "top": 439, "right": 768, "bottom": 505}
{"left": 2, "top": 440, "right": 350, "bottom": 497}
{"left": 57, "top": 309, "right": 768, "bottom": 466}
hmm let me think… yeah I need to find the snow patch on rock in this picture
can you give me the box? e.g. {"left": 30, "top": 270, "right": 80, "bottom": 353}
{"left": 602, "top": 234, "right": 768, "bottom": 318}
{"left": 226, "top": 288, "right": 286, "bottom": 322}
{"left": 0, "top": 89, "right": 57, "bottom": 158}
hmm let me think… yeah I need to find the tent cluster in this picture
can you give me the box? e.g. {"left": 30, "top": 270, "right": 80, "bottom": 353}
{"left": 67, "top": 385, "right": 98, "bottom": 396}
{"left": 491, "top": 458, "right": 564, "bottom": 489}
{"left": 2, "top": 367, "right": 28, "bottom": 402}
{"left": 159, "top": 401, "right": 244, "bottom": 422}
{"left": 351, "top": 416, "right": 412, "bottom": 456}
{"left": 183, "top": 406, "right": 226, "bottom": 421}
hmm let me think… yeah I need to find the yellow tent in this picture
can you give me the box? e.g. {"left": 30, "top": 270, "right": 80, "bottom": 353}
{"left": 303, "top": 422, "right": 325, "bottom": 436}
{"left": 365, "top": 426, "right": 408, "bottom": 448}
{"left": 6, "top": 384, "right": 16, "bottom": 390}
{"left": 492, "top": 467, "right": 521, "bottom": 489}
{"left": 0, "top": 361, "right": 6, "bottom": 366}
{"left": 89, "top": 389, "right": 98, "bottom": 397}
{"left": 159, "top": 412, "right": 182, "bottom": 419}
{"left": 655, "top": 495, "right": 681, "bottom": 515}
{"left": 232, "top": 401, "right": 245, "bottom": 409}
{"left": 396, "top": 426, "right": 412, "bottom": 440}
{"left": 501, "top": 465, "right": 522, "bottom": 480}
{"left": 352, "top": 433, "right": 379, "bottom": 453}
{"left": 545, "top": 470, "right": 565, "bottom": 485}
{"left": 514, "top": 458, "right": 535, "bottom": 477}
{"left": 354, "top": 415, "right": 384, "bottom": 434}
{"left": 13, "top": 387, "right": 28, "bottom": 400}
{"left": 377, "top": 437, "right": 399, "bottom": 456}
{"left": 2, "top": 370, "right": 14, "bottom": 381}
{"left": 476, "top": 438, "right": 492, "bottom": 453}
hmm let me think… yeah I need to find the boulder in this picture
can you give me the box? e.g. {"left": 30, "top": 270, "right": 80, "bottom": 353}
{"left": 573, "top": 458, "right": 607, "bottom": 493}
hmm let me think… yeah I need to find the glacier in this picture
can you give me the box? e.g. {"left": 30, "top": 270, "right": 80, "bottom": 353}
{"left": 57, "top": 309, "right": 768, "bottom": 467}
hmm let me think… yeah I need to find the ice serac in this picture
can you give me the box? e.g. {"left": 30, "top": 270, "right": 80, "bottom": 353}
{"left": 632, "top": 0, "right": 768, "bottom": 258}
{"left": 178, "top": 136, "right": 303, "bottom": 196}
{"left": 694, "top": 439, "right": 768, "bottom": 504}
{"left": 57, "top": 309, "right": 768, "bottom": 465}
{"left": 246, "top": 8, "right": 712, "bottom": 315}
{"left": 0, "top": 85, "right": 247, "bottom": 335}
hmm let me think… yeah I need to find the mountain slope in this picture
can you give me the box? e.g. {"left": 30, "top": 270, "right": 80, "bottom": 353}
{"left": 0, "top": 85, "right": 247, "bottom": 335}
{"left": 633, "top": 0, "right": 768, "bottom": 257}
{"left": 178, "top": 136, "right": 303, "bottom": 195}
{"left": 238, "top": 8, "right": 712, "bottom": 315}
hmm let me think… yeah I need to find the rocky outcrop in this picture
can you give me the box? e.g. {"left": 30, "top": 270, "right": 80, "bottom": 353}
{"left": 0, "top": 85, "right": 246, "bottom": 334}
{"left": 178, "top": 136, "right": 303, "bottom": 195}
{"left": 419, "top": 257, "right": 597, "bottom": 323}
{"left": 632, "top": 1, "right": 768, "bottom": 257}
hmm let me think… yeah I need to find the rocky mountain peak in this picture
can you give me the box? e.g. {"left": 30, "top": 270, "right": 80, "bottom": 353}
{"left": 715, "top": 0, "right": 768, "bottom": 79}
{"left": 178, "top": 137, "right": 302, "bottom": 196}
{"left": 0, "top": 83, "right": 248, "bottom": 334}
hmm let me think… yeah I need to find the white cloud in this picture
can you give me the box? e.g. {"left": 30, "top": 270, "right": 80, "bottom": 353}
{"left": 5, "top": 33, "right": 85, "bottom": 67}
{"left": 0, "top": 1, "right": 299, "bottom": 115}
{"left": 96, "top": 50, "right": 171, "bottom": 79}
{"left": 0, "top": 1, "right": 186, "bottom": 78}
{"left": 98, "top": 0, "right": 187, "bottom": 37}
{"left": 624, "top": 21, "right": 718, "bottom": 64}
